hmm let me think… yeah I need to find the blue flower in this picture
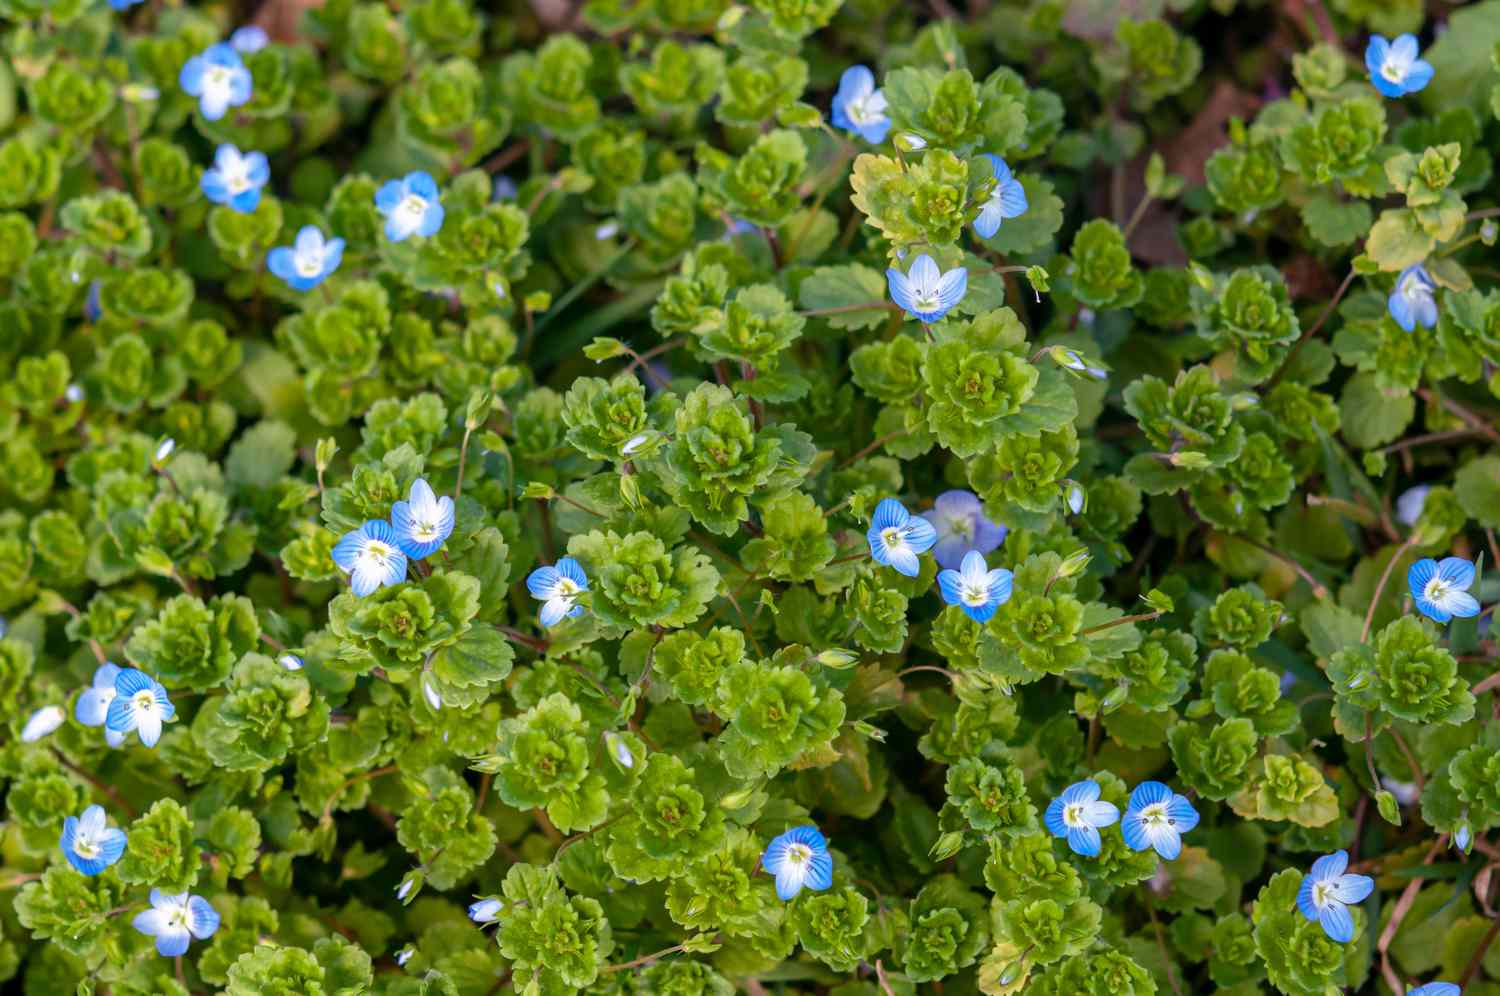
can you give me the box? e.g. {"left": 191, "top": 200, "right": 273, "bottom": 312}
{"left": 526, "top": 557, "right": 589, "bottom": 627}
{"left": 887, "top": 254, "right": 967, "bottom": 323}
{"left": 60, "top": 804, "right": 127, "bottom": 876}
{"left": 921, "top": 489, "right": 1006, "bottom": 571}
{"left": 1295, "top": 849, "right": 1373, "bottom": 943}
{"left": 1388, "top": 264, "right": 1438, "bottom": 332}
{"left": 178, "top": 44, "right": 252, "bottom": 121}
{"left": 76, "top": 662, "right": 128, "bottom": 747}
{"left": 937, "top": 550, "right": 1013, "bottom": 623}
{"left": 1366, "top": 34, "right": 1434, "bottom": 98}
{"left": 867, "top": 498, "right": 938, "bottom": 577}
{"left": 109, "top": 0, "right": 144, "bottom": 9}
{"left": 1396, "top": 484, "right": 1431, "bottom": 526}
{"left": 761, "top": 825, "right": 833, "bottom": 901}
{"left": 200, "top": 144, "right": 270, "bottom": 213}
{"left": 132, "top": 889, "right": 220, "bottom": 957}
{"left": 1044, "top": 779, "right": 1120, "bottom": 857}
{"left": 468, "top": 898, "right": 504, "bottom": 923}
{"left": 267, "top": 225, "right": 343, "bottom": 291}
{"left": 375, "top": 171, "right": 445, "bottom": 242}
{"left": 20, "top": 705, "right": 65, "bottom": 743}
{"left": 1456, "top": 820, "right": 1473, "bottom": 853}
{"left": 391, "top": 478, "right": 455, "bottom": 559}
{"left": 830, "top": 65, "right": 890, "bottom": 144}
{"left": 229, "top": 26, "right": 269, "bottom": 53}
{"left": 105, "top": 668, "right": 175, "bottom": 748}
{"left": 1408, "top": 556, "right": 1481, "bottom": 623}
{"left": 1407, "top": 982, "right": 1461, "bottom": 996}
{"left": 1120, "top": 781, "right": 1199, "bottom": 860}
{"left": 973, "top": 154, "right": 1028, "bottom": 238}
{"left": 332, "top": 520, "right": 409, "bottom": 597}
{"left": 278, "top": 654, "right": 304, "bottom": 671}
{"left": 395, "top": 945, "right": 415, "bottom": 966}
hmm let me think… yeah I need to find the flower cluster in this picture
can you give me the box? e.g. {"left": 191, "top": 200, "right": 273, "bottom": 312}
{"left": 331, "top": 478, "right": 454, "bottom": 596}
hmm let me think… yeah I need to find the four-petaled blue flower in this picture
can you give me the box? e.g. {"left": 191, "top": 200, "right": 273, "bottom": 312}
{"left": 468, "top": 898, "right": 504, "bottom": 923}
{"left": 937, "top": 550, "right": 1013, "bottom": 623}
{"left": 1044, "top": 779, "right": 1120, "bottom": 857}
{"left": 391, "top": 478, "right": 455, "bottom": 559}
{"left": 60, "top": 804, "right": 127, "bottom": 876}
{"left": 867, "top": 498, "right": 938, "bottom": 577}
{"left": 376, "top": 171, "right": 445, "bottom": 242}
{"left": 332, "top": 520, "right": 409, "bottom": 597}
{"left": 1408, "top": 556, "right": 1481, "bottom": 623}
{"left": 1388, "top": 263, "right": 1438, "bottom": 332}
{"left": 761, "top": 825, "right": 833, "bottom": 901}
{"left": 921, "top": 489, "right": 1006, "bottom": 571}
{"left": 973, "top": 154, "right": 1028, "bottom": 238}
{"left": 887, "top": 253, "right": 967, "bottom": 323}
{"left": 229, "top": 26, "right": 269, "bottom": 53}
{"left": 105, "top": 668, "right": 175, "bottom": 748}
{"left": 1407, "top": 983, "right": 1461, "bottom": 996}
{"left": 76, "top": 662, "right": 128, "bottom": 747}
{"left": 830, "top": 65, "right": 891, "bottom": 144}
{"left": 268, "top": 225, "right": 343, "bottom": 291}
{"left": 179, "top": 44, "right": 253, "bottom": 121}
{"left": 1296, "top": 849, "right": 1373, "bottom": 943}
{"left": 133, "top": 888, "right": 220, "bottom": 956}
{"left": 200, "top": 143, "right": 270, "bottom": 214}
{"left": 526, "top": 557, "right": 589, "bottom": 627}
{"left": 1121, "top": 781, "right": 1200, "bottom": 860}
{"left": 1366, "top": 34, "right": 1434, "bottom": 98}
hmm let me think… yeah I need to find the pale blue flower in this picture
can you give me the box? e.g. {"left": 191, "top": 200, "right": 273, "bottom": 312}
{"left": 1366, "top": 34, "right": 1434, "bottom": 98}
{"left": 77, "top": 662, "right": 128, "bottom": 747}
{"left": 1121, "top": 781, "right": 1199, "bottom": 860}
{"left": 867, "top": 498, "right": 938, "bottom": 577}
{"left": 200, "top": 144, "right": 269, "bottom": 213}
{"left": 268, "top": 225, "right": 343, "bottom": 291}
{"left": 605, "top": 731, "right": 635, "bottom": 769}
{"left": 527, "top": 557, "right": 589, "bottom": 627}
{"left": 375, "top": 171, "right": 445, "bottom": 242}
{"left": 887, "top": 253, "right": 967, "bottom": 323}
{"left": 395, "top": 945, "right": 415, "bottom": 966}
{"left": 937, "top": 550, "right": 1013, "bottom": 623}
{"left": 1396, "top": 484, "right": 1430, "bottom": 526}
{"left": 332, "top": 520, "right": 409, "bottom": 597}
{"left": 1456, "top": 819, "right": 1473, "bottom": 853}
{"left": 132, "top": 889, "right": 220, "bottom": 956}
{"left": 830, "top": 66, "right": 890, "bottom": 144}
{"left": 60, "top": 804, "right": 127, "bottom": 876}
{"left": 278, "top": 654, "right": 303, "bottom": 671}
{"left": 1406, "top": 984, "right": 1460, "bottom": 996}
{"left": 1296, "top": 850, "right": 1373, "bottom": 943}
{"left": 21, "top": 705, "right": 65, "bottom": 743}
{"left": 1044, "top": 779, "right": 1119, "bottom": 857}
{"left": 1389, "top": 264, "right": 1437, "bottom": 331}
{"left": 391, "top": 478, "right": 455, "bottom": 559}
{"left": 921, "top": 489, "right": 1005, "bottom": 570}
{"left": 229, "top": 26, "right": 269, "bottom": 53}
{"left": 110, "top": 0, "right": 144, "bottom": 9}
{"left": 761, "top": 825, "right": 833, "bottom": 901}
{"left": 973, "top": 154, "right": 1028, "bottom": 238}
{"left": 1408, "top": 556, "right": 1480, "bottom": 623}
{"left": 105, "top": 668, "right": 175, "bottom": 748}
{"left": 468, "top": 898, "right": 504, "bottom": 923}
{"left": 153, "top": 438, "right": 176, "bottom": 465}
{"left": 179, "top": 44, "right": 252, "bottom": 121}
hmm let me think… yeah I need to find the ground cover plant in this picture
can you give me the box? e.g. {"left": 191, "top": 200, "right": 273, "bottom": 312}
{"left": 5, "top": 0, "right": 1500, "bottom": 992}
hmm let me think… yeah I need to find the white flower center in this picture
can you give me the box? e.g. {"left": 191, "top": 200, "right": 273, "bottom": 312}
{"left": 1424, "top": 576, "right": 1451, "bottom": 603}
{"left": 1139, "top": 802, "right": 1173, "bottom": 827}
{"left": 946, "top": 516, "right": 973, "bottom": 541}
{"left": 1313, "top": 881, "right": 1334, "bottom": 908}
{"left": 845, "top": 94, "right": 877, "bottom": 125}
{"left": 295, "top": 251, "right": 324, "bottom": 278}
{"left": 363, "top": 540, "right": 393, "bottom": 566}
{"left": 224, "top": 165, "right": 251, "bottom": 194}
{"left": 554, "top": 578, "right": 580, "bottom": 600}
{"left": 413, "top": 519, "right": 440, "bottom": 541}
{"left": 132, "top": 690, "right": 156, "bottom": 716}
{"left": 1381, "top": 59, "right": 1407, "bottom": 83}
{"left": 73, "top": 831, "right": 99, "bottom": 859}
{"left": 913, "top": 292, "right": 941, "bottom": 314}
{"left": 960, "top": 582, "right": 990, "bottom": 607}
{"left": 881, "top": 526, "right": 905, "bottom": 551}
{"left": 1402, "top": 277, "right": 1431, "bottom": 302}
{"left": 1064, "top": 803, "right": 1087, "bottom": 827}
{"left": 400, "top": 195, "right": 427, "bottom": 219}
{"left": 167, "top": 903, "right": 191, "bottom": 930}
{"left": 785, "top": 843, "right": 812, "bottom": 866}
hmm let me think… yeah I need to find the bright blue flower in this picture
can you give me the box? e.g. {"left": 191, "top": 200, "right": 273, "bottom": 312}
{"left": 1296, "top": 850, "right": 1373, "bottom": 943}
{"left": 200, "top": 144, "right": 270, "bottom": 213}
{"left": 867, "top": 498, "right": 938, "bottom": 577}
{"left": 395, "top": 945, "right": 415, "bottom": 966}
{"left": 887, "top": 254, "right": 967, "bottom": 323}
{"left": 526, "top": 557, "right": 589, "bottom": 627}
{"left": 391, "top": 478, "right": 455, "bottom": 559}
{"left": 268, "top": 225, "right": 343, "bottom": 291}
{"left": 76, "top": 662, "right": 128, "bottom": 747}
{"left": 331, "top": 520, "right": 409, "bottom": 597}
{"left": 1388, "top": 264, "right": 1438, "bottom": 332}
{"left": 109, "top": 0, "right": 144, "bottom": 9}
{"left": 830, "top": 65, "right": 890, "bottom": 144}
{"left": 229, "top": 26, "right": 269, "bottom": 53}
{"left": 468, "top": 897, "right": 504, "bottom": 923}
{"left": 973, "top": 154, "right": 1028, "bottom": 239}
{"left": 937, "top": 550, "right": 1013, "bottom": 623}
{"left": 1407, "top": 983, "right": 1460, "bottom": 996}
{"left": 132, "top": 889, "right": 220, "bottom": 956}
{"left": 20, "top": 705, "right": 65, "bottom": 743}
{"left": 921, "top": 489, "right": 1006, "bottom": 571}
{"left": 1408, "top": 556, "right": 1481, "bottom": 623}
{"left": 60, "top": 804, "right": 127, "bottom": 876}
{"left": 1044, "top": 779, "right": 1120, "bottom": 857}
{"left": 1121, "top": 781, "right": 1199, "bottom": 860}
{"left": 105, "top": 668, "right": 175, "bottom": 748}
{"left": 375, "top": 171, "right": 445, "bottom": 242}
{"left": 178, "top": 44, "right": 252, "bottom": 121}
{"left": 761, "top": 825, "right": 833, "bottom": 901}
{"left": 1366, "top": 34, "right": 1434, "bottom": 98}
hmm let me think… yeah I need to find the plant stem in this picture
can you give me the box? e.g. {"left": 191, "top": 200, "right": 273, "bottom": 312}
{"left": 838, "top": 428, "right": 911, "bottom": 468}
{"left": 52, "top": 749, "right": 137, "bottom": 819}
{"left": 1267, "top": 267, "right": 1357, "bottom": 389}
{"left": 1079, "top": 610, "right": 1163, "bottom": 636}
